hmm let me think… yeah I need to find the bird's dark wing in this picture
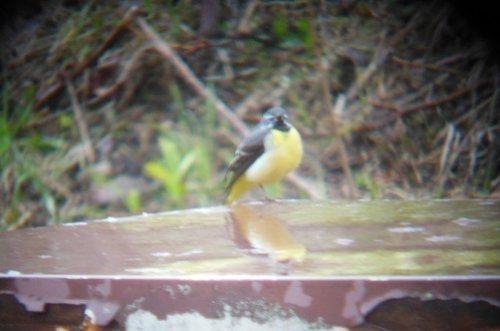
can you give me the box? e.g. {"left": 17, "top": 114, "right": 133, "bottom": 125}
{"left": 224, "top": 122, "right": 272, "bottom": 192}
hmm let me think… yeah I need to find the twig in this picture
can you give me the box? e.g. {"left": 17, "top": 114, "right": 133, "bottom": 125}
{"left": 204, "top": 48, "right": 235, "bottom": 82}
{"left": 369, "top": 83, "right": 485, "bottom": 116}
{"left": 234, "top": 89, "right": 268, "bottom": 118}
{"left": 396, "top": 74, "right": 449, "bottom": 106}
{"left": 319, "top": 55, "right": 357, "bottom": 197}
{"left": 237, "top": 0, "right": 259, "bottom": 35}
{"left": 287, "top": 172, "right": 322, "bottom": 200}
{"left": 34, "top": 7, "right": 141, "bottom": 110}
{"left": 345, "top": 9, "right": 418, "bottom": 101}
{"left": 135, "top": 16, "right": 248, "bottom": 135}
{"left": 65, "top": 76, "right": 96, "bottom": 163}
{"left": 235, "top": 65, "right": 292, "bottom": 117}
{"left": 331, "top": 94, "right": 357, "bottom": 198}
{"left": 114, "top": 45, "right": 157, "bottom": 109}
{"left": 346, "top": 39, "right": 390, "bottom": 101}
{"left": 7, "top": 210, "right": 33, "bottom": 231}
{"left": 391, "top": 56, "right": 464, "bottom": 76}
{"left": 438, "top": 124, "right": 458, "bottom": 190}
{"left": 350, "top": 113, "right": 398, "bottom": 133}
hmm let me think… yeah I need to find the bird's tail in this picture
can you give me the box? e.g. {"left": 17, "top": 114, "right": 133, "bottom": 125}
{"left": 225, "top": 176, "right": 253, "bottom": 204}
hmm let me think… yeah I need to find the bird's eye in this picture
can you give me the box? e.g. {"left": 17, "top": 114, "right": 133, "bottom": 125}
{"left": 263, "top": 114, "right": 276, "bottom": 122}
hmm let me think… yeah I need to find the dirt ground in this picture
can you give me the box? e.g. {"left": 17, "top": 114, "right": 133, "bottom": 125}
{"left": 1, "top": 0, "right": 499, "bottom": 230}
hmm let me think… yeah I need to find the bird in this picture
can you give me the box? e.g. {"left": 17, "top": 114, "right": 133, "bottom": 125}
{"left": 224, "top": 106, "right": 303, "bottom": 204}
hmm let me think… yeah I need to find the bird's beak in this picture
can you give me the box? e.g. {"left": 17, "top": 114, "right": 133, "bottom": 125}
{"left": 277, "top": 114, "right": 286, "bottom": 123}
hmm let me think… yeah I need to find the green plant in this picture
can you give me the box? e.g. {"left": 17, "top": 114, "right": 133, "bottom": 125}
{"left": 272, "top": 13, "right": 315, "bottom": 51}
{"left": 143, "top": 0, "right": 155, "bottom": 20}
{"left": 296, "top": 17, "right": 315, "bottom": 51}
{"left": 273, "top": 13, "right": 288, "bottom": 41}
{"left": 124, "top": 189, "right": 142, "bottom": 213}
{"left": 0, "top": 83, "right": 32, "bottom": 162}
{"left": 1, "top": 82, "right": 64, "bottom": 229}
{"left": 263, "top": 182, "right": 283, "bottom": 200}
{"left": 143, "top": 97, "right": 221, "bottom": 208}
{"left": 144, "top": 131, "right": 219, "bottom": 208}
{"left": 144, "top": 135, "right": 197, "bottom": 207}
{"left": 355, "top": 170, "right": 380, "bottom": 199}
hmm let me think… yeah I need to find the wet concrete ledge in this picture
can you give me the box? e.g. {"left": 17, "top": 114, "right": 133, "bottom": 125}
{"left": 1, "top": 200, "right": 500, "bottom": 329}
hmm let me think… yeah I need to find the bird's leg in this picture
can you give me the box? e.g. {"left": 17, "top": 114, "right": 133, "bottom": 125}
{"left": 259, "top": 185, "right": 276, "bottom": 202}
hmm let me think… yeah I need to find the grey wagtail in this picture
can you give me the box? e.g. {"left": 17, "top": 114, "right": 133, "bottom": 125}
{"left": 224, "top": 107, "right": 303, "bottom": 204}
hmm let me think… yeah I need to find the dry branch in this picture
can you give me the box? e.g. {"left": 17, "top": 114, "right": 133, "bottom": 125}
{"left": 319, "top": 54, "right": 357, "bottom": 197}
{"left": 237, "top": 0, "right": 259, "bottom": 35}
{"left": 346, "top": 45, "right": 390, "bottom": 102}
{"left": 369, "top": 83, "right": 486, "bottom": 116}
{"left": 90, "top": 45, "right": 156, "bottom": 108}
{"left": 65, "top": 76, "right": 96, "bottom": 163}
{"left": 331, "top": 94, "right": 357, "bottom": 198}
{"left": 391, "top": 56, "right": 464, "bottom": 76}
{"left": 438, "top": 124, "right": 457, "bottom": 189}
{"left": 135, "top": 16, "right": 248, "bottom": 135}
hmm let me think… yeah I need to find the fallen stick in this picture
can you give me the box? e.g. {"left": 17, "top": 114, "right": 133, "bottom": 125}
{"left": 319, "top": 54, "right": 357, "bottom": 198}
{"left": 346, "top": 46, "right": 390, "bottom": 102}
{"left": 135, "top": 16, "right": 248, "bottom": 136}
{"left": 65, "top": 75, "right": 96, "bottom": 163}
{"left": 331, "top": 94, "right": 357, "bottom": 198}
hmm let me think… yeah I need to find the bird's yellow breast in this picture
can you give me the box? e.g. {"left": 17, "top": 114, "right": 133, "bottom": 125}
{"left": 245, "top": 127, "right": 303, "bottom": 184}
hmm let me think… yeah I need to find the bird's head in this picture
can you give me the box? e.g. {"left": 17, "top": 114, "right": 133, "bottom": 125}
{"left": 262, "top": 107, "right": 291, "bottom": 132}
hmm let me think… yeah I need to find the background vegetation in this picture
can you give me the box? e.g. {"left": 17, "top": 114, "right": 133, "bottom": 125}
{"left": 1, "top": 0, "right": 498, "bottom": 230}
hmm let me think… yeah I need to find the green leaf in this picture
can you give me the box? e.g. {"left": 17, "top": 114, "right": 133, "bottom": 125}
{"left": 124, "top": 190, "right": 142, "bottom": 213}
{"left": 144, "top": 161, "right": 172, "bottom": 185}
{"left": 42, "top": 192, "right": 57, "bottom": 221}
{"left": 272, "top": 13, "right": 288, "bottom": 41}
{"left": 159, "top": 137, "right": 180, "bottom": 167}
{"left": 178, "top": 151, "right": 197, "bottom": 179}
{"left": 297, "top": 17, "right": 315, "bottom": 51}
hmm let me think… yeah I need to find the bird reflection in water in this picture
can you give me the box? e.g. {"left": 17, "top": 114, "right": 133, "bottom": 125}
{"left": 225, "top": 203, "right": 306, "bottom": 270}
